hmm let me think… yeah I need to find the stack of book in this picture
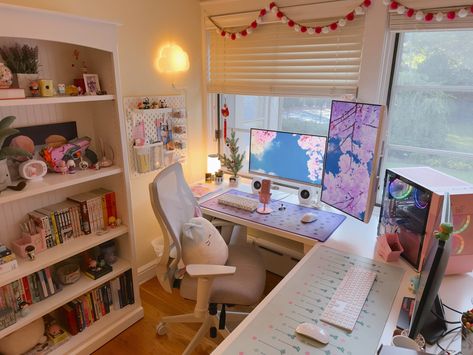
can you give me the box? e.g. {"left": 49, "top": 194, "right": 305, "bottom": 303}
{"left": 0, "top": 244, "right": 17, "bottom": 275}
{"left": 26, "top": 188, "right": 117, "bottom": 249}
{"left": 0, "top": 286, "right": 17, "bottom": 330}
{"left": 58, "top": 270, "right": 134, "bottom": 335}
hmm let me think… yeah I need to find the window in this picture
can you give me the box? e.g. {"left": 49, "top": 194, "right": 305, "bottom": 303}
{"left": 385, "top": 31, "right": 473, "bottom": 184}
{"left": 220, "top": 94, "right": 332, "bottom": 176}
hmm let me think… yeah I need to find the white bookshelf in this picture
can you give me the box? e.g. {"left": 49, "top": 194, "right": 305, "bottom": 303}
{"left": 0, "top": 4, "right": 143, "bottom": 354}
{"left": 0, "top": 95, "right": 115, "bottom": 107}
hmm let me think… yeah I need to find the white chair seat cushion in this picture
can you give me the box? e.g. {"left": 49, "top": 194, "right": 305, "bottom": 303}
{"left": 181, "top": 217, "right": 228, "bottom": 265}
{"left": 180, "top": 243, "right": 266, "bottom": 306}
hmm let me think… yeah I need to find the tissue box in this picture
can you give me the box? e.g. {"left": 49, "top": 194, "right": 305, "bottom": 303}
{"left": 376, "top": 233, "right": 404, "bottom": 262}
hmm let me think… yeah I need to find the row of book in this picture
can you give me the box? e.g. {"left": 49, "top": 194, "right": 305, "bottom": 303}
{"left": 0, "top": 266, "right": 60, "bottom": 330}
{"left": 27, "top": 188, "right": 117, "bottom": 249}
{"left": 59, "top": 270, "right": 134, "bottom": 335}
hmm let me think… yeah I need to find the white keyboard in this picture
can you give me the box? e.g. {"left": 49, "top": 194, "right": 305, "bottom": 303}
{"left": 320, "top": 266, "right": 376, "bottom": 331}
{"left": 218, "top": 194, "right": 259, "bottom": 212}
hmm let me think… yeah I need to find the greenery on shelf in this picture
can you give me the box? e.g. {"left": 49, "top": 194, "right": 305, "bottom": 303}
{"left": 220, "top": 130, "right": 245, "bottom": 178}
{"left": 0, "top": 44, "right": 39, "bottom": 74}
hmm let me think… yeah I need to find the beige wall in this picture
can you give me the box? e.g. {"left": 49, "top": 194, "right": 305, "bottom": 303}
{"left": 0, "top": 0, "right": 205, "bottom": 268}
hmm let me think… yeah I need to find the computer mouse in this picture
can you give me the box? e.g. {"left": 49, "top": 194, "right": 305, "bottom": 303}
{"left": 295, "top": 322, "right": 329, "bottom": 344}
{"left": 301, "top": 212, "right": 317, "bottom": 223}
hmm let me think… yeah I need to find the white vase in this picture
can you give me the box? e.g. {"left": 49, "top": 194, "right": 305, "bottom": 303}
{"left": 13, "top": 73, "right": 39, "bottom": 96}
{"left": 0, "top": 159, "right": 12, "bottom": 191}
{"left": 228, "top": 175, "right": 240, "bottom": 187}
{"left": 0, "top": 63, "right": 13, "bottom": 88}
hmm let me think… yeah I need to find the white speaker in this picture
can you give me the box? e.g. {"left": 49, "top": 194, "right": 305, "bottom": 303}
{"left": 298, "top": 186, "right": 315, "bottom": 206}
{"left": 251, "top": 177, "right": 263, "bottom": 194}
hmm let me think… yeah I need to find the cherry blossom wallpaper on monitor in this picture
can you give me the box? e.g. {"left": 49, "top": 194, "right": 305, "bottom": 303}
{"left": 321, "top": 101, "right": 383, "bottom": 222}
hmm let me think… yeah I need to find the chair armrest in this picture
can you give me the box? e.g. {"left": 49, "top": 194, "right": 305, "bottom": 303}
{"left": 186, "top": 264, "right": 236, "bottom": 278}
{"left": 211, "top": 219, "right": 235, "bottom": 228}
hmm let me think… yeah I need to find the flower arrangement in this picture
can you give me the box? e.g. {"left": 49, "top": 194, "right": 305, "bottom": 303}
{"left": 0, "top": 44, "right": 39, "bottom": 74}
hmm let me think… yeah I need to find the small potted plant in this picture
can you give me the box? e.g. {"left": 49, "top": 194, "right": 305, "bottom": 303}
{"left": 0, "top": 116, "right": 33, "bottom": 191}
{"left": 0, "top": 44, "right": 39, "bottom": 95}
{"left": 220, "top": 130, "right": 245, "bottom": 187}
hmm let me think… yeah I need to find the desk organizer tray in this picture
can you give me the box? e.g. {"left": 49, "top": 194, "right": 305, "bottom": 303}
{"left": 200, "top": 189, "right": 346, "bottom": 242}
{"left": 220, "top": 246, "right": 405, "bottom": 355}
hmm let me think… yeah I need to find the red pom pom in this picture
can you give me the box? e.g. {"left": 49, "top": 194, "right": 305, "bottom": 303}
{"left": 424, "top": 13, "right": 434, "bottom": 21}
{"left": 231, "top": 33, "right": 236, "bottom": 40}
{"left": 301, "top": 26, "right": 307, "bottom": 33}
{"left": 288, "top": 19, "right": 295, "bottom": 27}
{"left": 241, "top": 29, "right": 247, "bottom": 36}
{"left": 220, "top": 30, "right": 226, "bottom": 37}
{"left": 447, "top": 11, "right": 456, "bottom": 20}
{"left": 269, "top": 2, "right": 276, "bottom": 9}
{"left": 363, "top": 0, "right": 371, "bottom": 7}
{"left": 276, "top": 11, "right": 284, "bottom": 18}
{"left": 315, "top": 26, "right": 322, "bottom": 33}
{"left": 390, "top": 2, "right": 398, "bottom": 10}
{"left": 330, "top": 23, "right": 338, "bottom": 30}
{"left": 251, "top": 21, "right": 258, "bottom": 28}
{"left": 406, "top": 8, "right": 415, "bottom": 17}
{"left": 346, "top": 12, "right": 355, "bottom": 21}
{"left": 260, "top": 9, "right": 266, "bottom": 16}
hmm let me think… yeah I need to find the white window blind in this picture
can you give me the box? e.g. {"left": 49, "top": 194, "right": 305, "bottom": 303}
{"left": 389, "top": 1, "right": 473, "bottom": 31}
{"left": 207, "top": 16, "right": 365, "bottom": 97}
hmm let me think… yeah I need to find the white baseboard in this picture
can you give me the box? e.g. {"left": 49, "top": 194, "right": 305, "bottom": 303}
{"left": 137, "top": 259, "right": 158, "bottom": 285}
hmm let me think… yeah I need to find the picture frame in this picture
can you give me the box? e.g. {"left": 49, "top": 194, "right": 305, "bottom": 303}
{"left": 83, "top": 73, "right": 100, "bottom": 95}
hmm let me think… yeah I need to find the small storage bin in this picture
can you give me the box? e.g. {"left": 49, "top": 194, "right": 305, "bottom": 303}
{"left": 133, "top": 142, "right": 164, "bottom": 173}
{"left": 11, "top": 229, "right": 46, "bottom": 259}
{"left": 376, "top": 233, "right": 404, "bottom": 262}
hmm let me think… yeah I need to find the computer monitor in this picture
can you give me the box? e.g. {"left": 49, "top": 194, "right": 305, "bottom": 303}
{"left": 249, "top": 128, "right": 327, "bottom": 186}
{"left": 408, "top": 193, "right": 452, "bottom": 344}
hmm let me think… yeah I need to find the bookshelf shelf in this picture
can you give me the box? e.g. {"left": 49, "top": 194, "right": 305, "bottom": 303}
{"left": 0, "top": 95, "right": 116, "bottom": 107}
{"left": 0, "top": 166, "right": 123, "bottom": 206}
{"left": 0, "top": 258, "right": 131, "bottom": 339}
{"left": 49, "top": 304, "right": 143, "bottom": 355}
{"left": 0, "top": 225, "right": 128, "bottom": 287}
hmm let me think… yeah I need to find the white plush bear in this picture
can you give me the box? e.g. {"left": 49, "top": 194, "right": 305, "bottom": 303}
{"left": 181, "top": 217, "right": 228, "bottom": 265}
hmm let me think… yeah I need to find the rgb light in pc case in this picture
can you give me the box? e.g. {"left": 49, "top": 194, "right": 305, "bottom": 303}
{"left": 378, "top": 167, "right": 473, "bottom": 273}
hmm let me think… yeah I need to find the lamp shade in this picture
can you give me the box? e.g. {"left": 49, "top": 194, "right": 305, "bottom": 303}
{"left": 207, "top": 154, "right": 221, "bottom": 174}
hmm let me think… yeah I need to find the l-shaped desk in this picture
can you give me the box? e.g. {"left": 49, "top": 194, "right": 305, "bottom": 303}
{"left": 198, "top": 181, "right": 473, "bottom": 354}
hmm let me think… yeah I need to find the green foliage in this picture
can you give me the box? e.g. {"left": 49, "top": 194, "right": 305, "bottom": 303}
{"left": 0, "top": 44, "right": 39, "bottom": 74}
{"left": 0, "top": 116, "right": 32, "bottom": 160}
{"left": 219, "top": 130, "right": 245, "bottom": 177}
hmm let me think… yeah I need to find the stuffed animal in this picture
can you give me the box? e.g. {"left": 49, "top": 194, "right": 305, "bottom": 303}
{"left": 39, "top": 136, "right": 91, "bottom": 173}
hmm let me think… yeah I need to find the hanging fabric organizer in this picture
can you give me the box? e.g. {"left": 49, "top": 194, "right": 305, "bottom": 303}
{"left": 124, "top": 95, "right": 188, "bottom": 176}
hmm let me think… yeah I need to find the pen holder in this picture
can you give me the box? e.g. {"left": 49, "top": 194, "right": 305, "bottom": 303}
{"left": 11, "top": 229, "right": 46, "bottom": 259}
{"left": 376, "top": 233, "right": 404, "bottom": 262}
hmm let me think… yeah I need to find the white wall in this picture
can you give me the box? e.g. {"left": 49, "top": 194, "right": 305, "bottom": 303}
{"left": 0, "top": 0, "right": 206, "bottom": 270}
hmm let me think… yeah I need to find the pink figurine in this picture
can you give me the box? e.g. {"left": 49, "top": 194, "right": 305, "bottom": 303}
{"left": 57, "top": 160, "right": 68, "bottom": 175}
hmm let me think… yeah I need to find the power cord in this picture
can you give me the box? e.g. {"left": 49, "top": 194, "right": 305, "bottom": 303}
{"left": 442, "top": 303, "right": 462, "bottom": 314}
{"left": 431, "top": 309, "right": 461, "bottom": 324}
{"left": 435, "top": 326, "right": 462, "bottom": 353}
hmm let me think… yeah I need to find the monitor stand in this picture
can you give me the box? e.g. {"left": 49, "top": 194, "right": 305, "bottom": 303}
{"left": 397, "top": 296, "right": 447, "bottom": 345}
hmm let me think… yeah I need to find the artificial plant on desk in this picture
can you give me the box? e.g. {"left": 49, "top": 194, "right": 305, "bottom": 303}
{"left": 220, "top": 130, "right": 245, "bottom": 187}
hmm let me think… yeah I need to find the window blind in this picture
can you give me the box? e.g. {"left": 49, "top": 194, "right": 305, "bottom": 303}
{"left": 389, "top": 1, "right": 473, "bottom": 31}
{"left": 207, "top": 16, "right": 365, "bottom": 97}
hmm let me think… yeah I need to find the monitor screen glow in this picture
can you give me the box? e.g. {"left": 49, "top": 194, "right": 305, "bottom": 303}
{"left": 249, "top": 128, "right": 327, "bottom": 186}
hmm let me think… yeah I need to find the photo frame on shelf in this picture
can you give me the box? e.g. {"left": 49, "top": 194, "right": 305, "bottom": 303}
{"left": 83, "top": 74, "right": 100, "bottom": 95}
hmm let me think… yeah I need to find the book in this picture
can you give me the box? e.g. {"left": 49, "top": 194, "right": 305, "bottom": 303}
{"left": 0, "top": 88, "right": 26, "bottom": 100}
{"left": 21, "top": 276, "right": 32, "bottom": 304}
{"left": 124, "top": 269, "right": 135, "bottom": 305}
{"left": 37, "top": 269, "right": 49, "bottom": 298}
{"left": 110, "top": 278, "right": 121, "bottom": 310}
{"left": 67, "top": 192, "right": 96, "bottom": 234}
{"left": 44, "top": 268, "right": 56, "bottom": 295}
{"left": 191, "top": 183, "right": 223, "bottom": 199}
{"left": 0, "top": 259, "right": 18, "bottom": 275}
{"left": 60, "top": 303, "right": 79, "bottom": 336}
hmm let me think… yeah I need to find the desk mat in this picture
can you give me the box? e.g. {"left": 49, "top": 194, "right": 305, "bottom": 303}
{"left": 219, "top": 246, "right": 404, "bottom": 355}
{"left": 200, "top": 190, "right": 346, "bottom": 242}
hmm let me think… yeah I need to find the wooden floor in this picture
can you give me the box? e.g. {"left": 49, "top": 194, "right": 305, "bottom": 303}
{"left": 93, "top": 272, "right": 282, "bottom": 355}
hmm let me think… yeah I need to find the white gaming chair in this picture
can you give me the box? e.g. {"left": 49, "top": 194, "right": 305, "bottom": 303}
{"left": 149, "top": 163, "right": 266, "bottom": 355}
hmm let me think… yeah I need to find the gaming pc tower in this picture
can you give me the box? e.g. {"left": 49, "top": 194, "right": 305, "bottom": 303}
{"left": 378, "top": 167, "right": 473, "bottom": 274}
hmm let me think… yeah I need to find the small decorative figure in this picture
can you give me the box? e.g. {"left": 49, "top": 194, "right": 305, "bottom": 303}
{"left": 434, "top": 222, "right": 453, "bottom": 241}
{"left": 108, "top": 216, "right": 116, "bottom": 227}
{"left": 66, "top": 159, "right": 76, "bottom": 174}
{"left": 115, "top": 218, "right": 122, "bottom": 226}
{"left": 57, "top": 160, "right": 68, "bottom": 175}
{"left": 19, "top": 301, "right": 30, "bottom": 317}
{"left": 57, "top": 83, "right": 66, "bottom": 96}
{"left": 29, "top": 80, "right": 40, "bottom": 97}
{"left": 409, "top": 276, "right": 420, "bottom": 293}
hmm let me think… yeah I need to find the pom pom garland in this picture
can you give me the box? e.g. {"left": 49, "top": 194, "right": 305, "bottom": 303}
{"left": 383, "top": 1, "right": 473, "bottom": 24}
{"left": 212, "top": 0, "right": 372, "bottom": 40}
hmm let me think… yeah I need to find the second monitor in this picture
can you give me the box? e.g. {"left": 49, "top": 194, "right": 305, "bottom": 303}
{"left": 249, "top": 128, "right": 327, "bottom": 186}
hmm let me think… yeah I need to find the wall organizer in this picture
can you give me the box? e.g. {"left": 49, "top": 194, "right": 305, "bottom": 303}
{"left": 123, "top": 95, "right": 187, "bottom": 176}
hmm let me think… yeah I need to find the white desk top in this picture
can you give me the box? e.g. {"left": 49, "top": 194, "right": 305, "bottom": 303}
{"left": 197, "top": 180, "right": 473, "bottom": 354}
